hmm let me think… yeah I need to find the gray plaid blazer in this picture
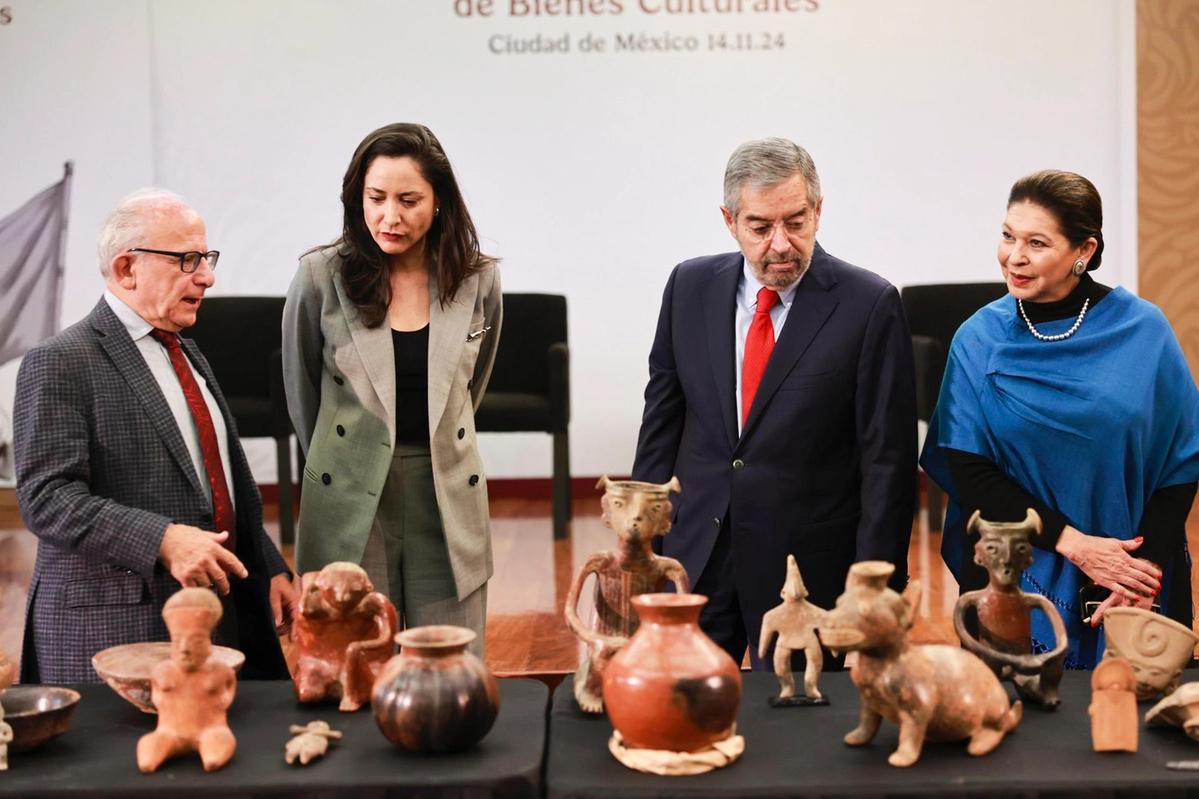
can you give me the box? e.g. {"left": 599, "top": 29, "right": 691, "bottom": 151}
{"left": 14, "top": 299, "right": 290, "bottom": 683}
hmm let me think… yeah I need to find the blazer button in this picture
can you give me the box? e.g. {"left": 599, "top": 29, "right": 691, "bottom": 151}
{"left": 333, "top": 376, "right": 345, "bottom": 386}
{"left": 732, "top": 459, "right": 745, "bottom": 470}
{"left": 336, "top": 424, "right": 346, "bottom": 437}
{"left": 468, "top": 474, "right": 479, "bottom": 487}
{"left": 322, "top": 473, "right": 332, "bottom": 485}
{"left": 457, "top": 428, "right": 465, "bottom": 440}
{"left": 713, "top": 517, "right": 721, "bottom": 527}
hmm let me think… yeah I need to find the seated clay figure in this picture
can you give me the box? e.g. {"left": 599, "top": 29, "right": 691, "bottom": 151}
{"left": 137, "top": 588, "right": 237, "bottom": 773}
{"left": 564, "top": 476, "right": 689, "bottom": 713}
{"left": 293, "top": 562, "right": 398, "bottom": 712}
{"left": 953, "top": 509, "right": 1067, "bottom": 709}
{"left": 759, "top": 555, "right": 828, "bottom": 706}
{"left": 818, "top": 562, "right": 1022, "bottom": 768}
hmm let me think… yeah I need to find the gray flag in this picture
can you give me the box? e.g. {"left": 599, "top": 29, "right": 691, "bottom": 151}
{"left": 0, "top": 164, "right": 71, "bottom": 365}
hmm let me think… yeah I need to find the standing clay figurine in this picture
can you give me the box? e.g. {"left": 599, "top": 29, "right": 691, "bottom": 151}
{"left": 818, "top": 561, "right": 1022, "bottom": 768}
{"left": 285, "top": 720, "right": 343, "bottom": 765}
{"left": 137, "top": 588, "right": 237, "bottom": 773}
{"left": 564, "top": 476, "right": 690, "bottom": 713}
{"left": 758, "top": 555, "right": 828, "bottom": 707}
{"left": 0, "top": 644, "right": 12, "bottom": 770}
{"left": 953, "top": 509, "right": 1067, "bottom": 709}
{"left": 293, "top": 562, "right": 398, "bottom": 712}
{"left": 1090, "top": 657, "right": 1137, "bottom": 752}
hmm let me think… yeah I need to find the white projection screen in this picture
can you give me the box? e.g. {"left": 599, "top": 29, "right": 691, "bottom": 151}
{"left": 0, "top": 0, "right": 1135, "bottom": 481}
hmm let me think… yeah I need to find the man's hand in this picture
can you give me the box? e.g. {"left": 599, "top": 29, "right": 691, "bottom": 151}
{"left": 159, "top": 523, "right": 247, "bottom": 595}
{"left": 270, "top": 572, "right": 298, "bottom": 635}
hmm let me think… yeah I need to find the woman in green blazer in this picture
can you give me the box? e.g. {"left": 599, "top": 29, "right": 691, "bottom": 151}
{"left": 282, "top": 123, "right": 502, "bottom": 652}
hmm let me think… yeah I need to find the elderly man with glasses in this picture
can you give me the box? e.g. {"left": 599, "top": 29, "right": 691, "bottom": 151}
{"left": 12, "top": 189, "right": 295, "bottom": 683}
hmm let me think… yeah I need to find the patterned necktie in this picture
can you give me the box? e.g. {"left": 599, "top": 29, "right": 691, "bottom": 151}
{"left": 150, "top": 329, "right": 237, "bottom": 550}
{"left": 742, "top": 287, "right": 780, "bottom": 426}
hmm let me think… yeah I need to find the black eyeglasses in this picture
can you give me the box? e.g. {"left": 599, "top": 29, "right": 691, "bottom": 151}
{"left": 127, "top": 247, "right": 220, "bottom": 273}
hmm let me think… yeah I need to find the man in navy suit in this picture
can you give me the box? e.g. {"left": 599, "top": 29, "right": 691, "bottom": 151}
{"left": 633, "top": 138, "right": 916, "bottom": 669}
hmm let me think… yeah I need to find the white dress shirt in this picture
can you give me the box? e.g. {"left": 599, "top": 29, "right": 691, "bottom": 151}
{"left": 734, "top": 260, "right": 804, "bottom": 434}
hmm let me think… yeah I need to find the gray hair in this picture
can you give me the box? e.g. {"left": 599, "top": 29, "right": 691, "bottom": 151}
{"left": 722, "top": 138, "right": 821, "bottom": 218}
{"left": 96, "top": 188, "right": 195, "bottom": 277}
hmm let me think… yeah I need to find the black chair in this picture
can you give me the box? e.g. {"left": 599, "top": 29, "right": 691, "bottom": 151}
{"left": 901, "top": 283, "right": 1008, "bottom": 531}
{"left": 474, "top": 293, "right": 571, "bottom": 539}
{"left": 183, "top": 296, "right": 298, "bottom": 545}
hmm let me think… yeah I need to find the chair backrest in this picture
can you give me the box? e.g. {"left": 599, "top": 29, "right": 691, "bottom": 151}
{"left": 900, "top": 282, "right": 1007, "bottom": 383}
{"left": 486, "top": 293, "right": 567, "bottom": 395}
{"left": 182, "top": 296, "right": 285, "bottom": 400}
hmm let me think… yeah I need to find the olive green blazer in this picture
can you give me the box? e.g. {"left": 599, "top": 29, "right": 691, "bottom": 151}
{"left": 282, "top": 246, "right": 502, "bottom": 599}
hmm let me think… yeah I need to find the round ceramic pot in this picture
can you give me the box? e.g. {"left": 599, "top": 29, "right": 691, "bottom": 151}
{"left": 371, "top": 625, "right": 499, "bottom": 753}
{"left": 602, "top": 593, "right": 741, "bottom": 752}
{"left": 1104, "top": 607, "right": 1199, "bottom": 700}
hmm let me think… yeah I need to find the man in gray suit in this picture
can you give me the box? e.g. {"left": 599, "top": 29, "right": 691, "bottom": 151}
{"left": 14, "top": 190, "right": 295, "bottom": 683}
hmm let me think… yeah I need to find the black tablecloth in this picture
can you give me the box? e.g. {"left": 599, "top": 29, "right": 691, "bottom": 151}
{"left": 2, "top": 678, "right": 547, "bottom": 798}
{"left": 547, "top": 670, "right": 1199, "bottom": 798}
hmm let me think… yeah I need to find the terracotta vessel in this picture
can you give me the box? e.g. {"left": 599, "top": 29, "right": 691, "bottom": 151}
{"left": 602, "top": 593, "right": 741, "bottom": 752}
{"left": 92, "top": 642, "right": 244, "bottom": 714}
{"left": 818, "top": 561, "right": 1021, "bottom": 768}
{"left": 372, "top": 625, "right": 499, "bottom": 753}
{"left": 1146, "top": 682, "right": 1199, "bottom": 739}
{"left": 1090, "top": 657, "right": 1137, "bottom": 752}
{"left": 1103, "top": 606, "right": 1198, "bottom": 700}
{"left": 564, "top": 476, "right": 690, "bottom": 714}
{"left": 2, "top": 685, "right": 80, "bottom": 753}
{"left": 759, "top": 554, "right": 828, "bottom": 706}
{"left": 953, "top": 510, "right": 1067, "bottom": 708}
{"left": 292, "top": 562, "right": 398, "bottom": 712}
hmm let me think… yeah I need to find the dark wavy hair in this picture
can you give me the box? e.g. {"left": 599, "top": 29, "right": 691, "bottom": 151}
{"left": 1008, "top": 169, "right": 1104, "bottom": 272}
{"left": 337, "top": 123, "right": 493, "bottom": 327}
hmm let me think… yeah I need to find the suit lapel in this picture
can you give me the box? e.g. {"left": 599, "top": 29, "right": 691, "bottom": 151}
{"left": 741, "top": 244, "right": 840, "bottom": 441}
{"left": 90, "top": 300, "right": 204, "bottom": 495}
{"left": 332, "top": 273, "right": 396, "bottom": 443}
{"left": 700, "top": 255, "right": 742, "bottom": 451}
{"left": 428, "top": 270, "right": 477, "bottom": 434}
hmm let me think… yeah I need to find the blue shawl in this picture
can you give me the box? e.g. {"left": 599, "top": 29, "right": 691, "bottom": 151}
{"left": 921, "top": 288, "right": 1199, "bottom": 668}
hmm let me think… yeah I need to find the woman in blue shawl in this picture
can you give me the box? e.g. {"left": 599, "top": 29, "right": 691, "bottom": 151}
{"left": 921, "top": 170, "right": 1199, "bottom": 668}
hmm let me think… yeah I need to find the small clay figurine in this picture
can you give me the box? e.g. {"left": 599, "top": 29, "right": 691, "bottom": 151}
{"left": 564, "top": 476, "right": 690, "bottom": 713}
{"left": 758, "top": 555, "right": 828, "bottom": 707}
{"left": 1146, "top": 682, "right": 1199, "bottom": 741}
{"left": 818, "top": 561, "right": 1022, "bottom": 768}
{"left": 0, "top": 644, "right": 10, "bottom": 770}
{"left": 137, "top": 588, "right": 237, "bottom": 773}
{"left": 293, "top": 562, "right": 398, "bottom": 712}
{"left": 1089, "top": 657, "right": 1137, "bottom": 752}
{"left": 953, "top": 509, "right": 1067, "bottom": 709}
{"left": 285, "top": 720, "right": 343, "bottom": 765}
{"left": 0, "top": 711, "right": 10, "bottom": 771}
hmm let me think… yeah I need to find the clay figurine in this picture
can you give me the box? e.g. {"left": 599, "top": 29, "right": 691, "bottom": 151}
{"left": 758, "top": 555, "right": 828, "bottom": 707}
{"left": 1103, "top": 606, "right": 1198, "bottom": 700}
{"left": 293, "top": 562, "right": 398, "bottom": 712}
{"left": 1146, "top": 682, "right": 1199, "bottom": 740}
{"left": 285, "top": 720, "right": 343, "bottom": 765}
{"left": 0, "top": 644, "right": 11, "bottom": 770}
{"left": 564, "top": 476, "right": 690, "bottom": 713}
{"left": 818, "top": 561, "right": 1022, "bottom": 767}
{"left": 953, "top": 509, "right": 1067, "bottom": 709}
{"left": 1089, "top": 657, "right": 1137, "bottom": 752}
{"left": 137, "top": 588, "right": 237, "bottom": 773}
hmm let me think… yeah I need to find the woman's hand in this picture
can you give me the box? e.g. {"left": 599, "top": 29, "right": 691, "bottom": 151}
{"left": 1084, "top": 587, "right": 1156, "bottom": 627}
{"left": 1055, "top": 526, "right": 1161, "bottom": 622}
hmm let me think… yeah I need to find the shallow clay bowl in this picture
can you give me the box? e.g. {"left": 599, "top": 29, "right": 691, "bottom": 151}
{"left": 92, "top": 642, "right": 245, "bottom": 713}
{"left": 2, "top": 685, "right": 81, "bottom": 752}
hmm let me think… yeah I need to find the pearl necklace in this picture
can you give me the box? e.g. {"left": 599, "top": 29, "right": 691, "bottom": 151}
{"left": 1017, "top": 297, "right": 1089, "bottom": 342}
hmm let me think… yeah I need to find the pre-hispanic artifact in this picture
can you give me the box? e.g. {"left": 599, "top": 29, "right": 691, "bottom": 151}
{"left": 293, "top": 562, "right": 398, "bottom": 712}
{"left": 603, "top": 593, "right": 742, "bottom": 756}
{"left": 92, "top": 642, "right": 244, "bottom": 714}
{"left": 285, "top": 720, "right": 343, "bottom": 765}
{"left": 137, "top": 589, "right": 237, "bottom": 773}
{"left": 0, "top": 686, "right": 80, "bottom": 753}
{"left": 564, "top": 476, "right": 690, "bottom": 713}
{"left": 1146, "top": 682, "right": 1199, "bottom": 741}
{"left": 759, "top": 554, "right": 828, "bottom": 707}
{"left": 373, "top": 625, "right": 499, "bottom": 753}
{"left": 818, "top": 561, "right": 1022, "bottom": 768}
{"left": 953, "top": 509, "right": 1067, "bottom": 709}
{"left": 1104, "top": 606, "right": 1198, "bottom": 701}
{"left": 1090, "top": 657, "right": 1137, "bottom": 752}
{"left": 0, "top": 644, "right": 11, "bottom": 769}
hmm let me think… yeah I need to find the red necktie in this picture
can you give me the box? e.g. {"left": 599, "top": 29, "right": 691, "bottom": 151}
{"left": 742, "top": 287, "right": 780, "bottom": 426}
{"left": 150, "top": 330, "right": 237, "bottom": 550}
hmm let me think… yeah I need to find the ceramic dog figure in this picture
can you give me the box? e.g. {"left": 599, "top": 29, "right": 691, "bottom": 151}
{"left": 818, "top": 561, "right": 1022, "bottom": 767}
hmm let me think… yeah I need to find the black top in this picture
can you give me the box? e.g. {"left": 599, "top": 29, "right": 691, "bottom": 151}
{"left": 392, "top": 325, "right": 430, "bottom": 445}
{"left": 946, "top": 274, "right": 1197, "bottom": 570}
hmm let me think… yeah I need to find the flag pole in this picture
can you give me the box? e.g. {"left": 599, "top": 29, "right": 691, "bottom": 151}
{"left": 52, "top": 161, "right": 74, "bottom": 334}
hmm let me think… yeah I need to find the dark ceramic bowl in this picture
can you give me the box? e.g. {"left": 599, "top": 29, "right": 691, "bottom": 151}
{"left": 2, "top": 685, "right": 81, "bottom": 752}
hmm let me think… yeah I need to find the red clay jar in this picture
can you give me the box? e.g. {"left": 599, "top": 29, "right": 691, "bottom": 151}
{"left": 371, "top": 625, "right": 499, "bottom": 753}
{"left": 602, "top": 593, "right": 741, "bottom": 751}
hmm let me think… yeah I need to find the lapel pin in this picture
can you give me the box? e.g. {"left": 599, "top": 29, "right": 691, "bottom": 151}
{"left": 466, "top": 326, "right": 492, "bottom": 342}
